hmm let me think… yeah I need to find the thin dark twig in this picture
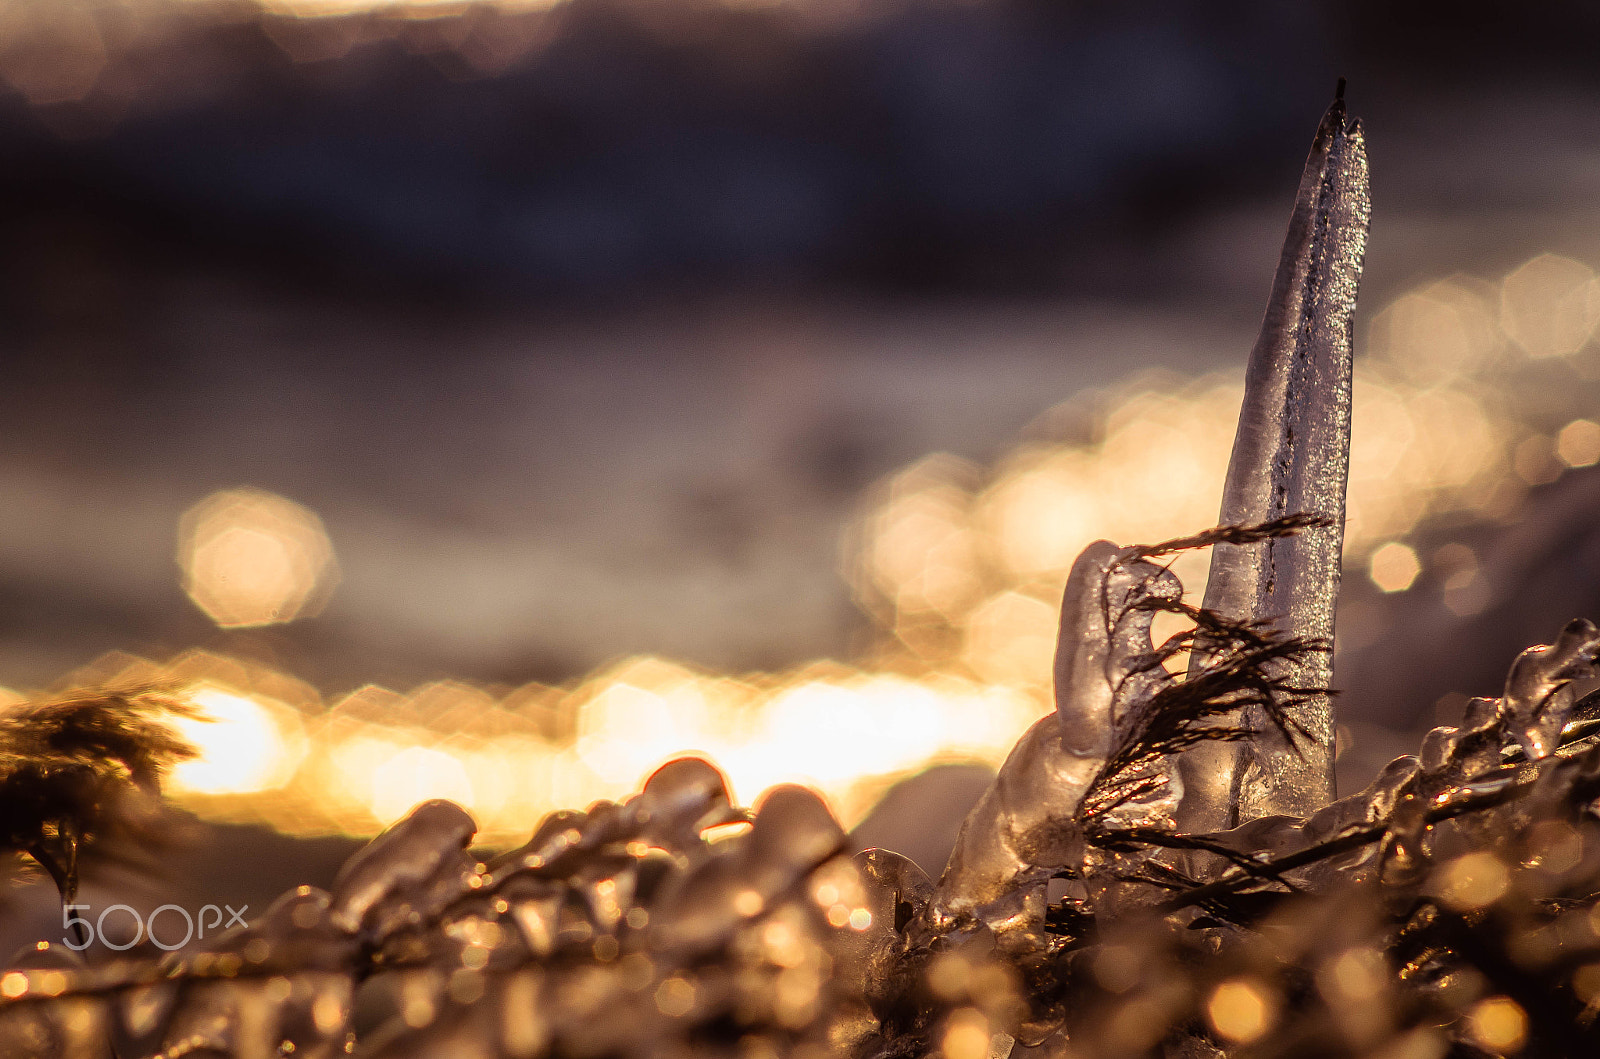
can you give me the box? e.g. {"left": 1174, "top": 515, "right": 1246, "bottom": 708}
{"left": 1152, "top": 746, "right": 1600, "bottom": 915}
{"left": 1131, "top": 513, "right": 1331, "bottom": 560}
{"left": 1085, "top": 825, "right": 1305, "bottom": 892}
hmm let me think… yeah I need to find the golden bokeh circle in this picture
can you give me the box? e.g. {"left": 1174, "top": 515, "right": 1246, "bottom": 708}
{"left": 177, "top": 488, "right": 338, "bottom": 628}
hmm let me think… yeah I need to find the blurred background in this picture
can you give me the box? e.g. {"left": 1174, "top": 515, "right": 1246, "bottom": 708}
{"left": 7, "top": 0, "right": 1600, "bottom": 953}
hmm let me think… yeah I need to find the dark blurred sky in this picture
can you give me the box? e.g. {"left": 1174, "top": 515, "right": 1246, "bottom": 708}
{"left": 4, "top": 0, "right": 1600, "bottom": 701}
{"left": 9, "top": 0, "right": 1590, "bottom": 308}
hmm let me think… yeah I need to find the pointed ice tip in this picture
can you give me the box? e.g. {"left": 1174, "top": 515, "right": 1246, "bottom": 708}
{"left": 1314, "top": 83, "right": 1360, "bottom": 159}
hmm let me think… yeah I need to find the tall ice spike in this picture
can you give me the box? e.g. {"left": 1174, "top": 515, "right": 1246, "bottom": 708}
{"left": 1175, "top": 83, "right": 1370, "bottom": 832}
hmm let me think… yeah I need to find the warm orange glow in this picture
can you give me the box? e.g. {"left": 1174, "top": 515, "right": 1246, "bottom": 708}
{"left": 940, "top": 1008, "right": 992, "bottom": 1059}
{"left": 168, "top": 685, "right": 305, "bottom": 795}
{"left": 1432, "top": 852, "right": 1511, "bottom": 912}
{"left": 861, "top": 455, "right": 985, "bottom": 625}
{"left": 575, "top": 658, "right": 721, "bottom": 785}
{"left": 178, "top": 488, "right": 338, "bottom": 628}
{"left": 368, "top": 746, "right": 476, "bottom": 823}
{"left": 86, "top": 647, "right": 1044, "bottom": 841}
{"left": 1467, "top": 996, "right": 1528, "bottom": 1054}
{"left": 1321, "top": 948, "right": 1385, "bottom": 1005}
{"left": 1370, "top": 279, "right": 1503, "bottom": 385}
{"left": 961, "top": 591, "right": 1058, "bottom": 687}
{"left": 1206, "top": 979, "right": 1275, "bottom": 1044}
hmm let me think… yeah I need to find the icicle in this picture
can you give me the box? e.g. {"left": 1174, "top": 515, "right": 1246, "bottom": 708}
{"left": 1177, "top": 84, "right": 1371, "bottom": 831}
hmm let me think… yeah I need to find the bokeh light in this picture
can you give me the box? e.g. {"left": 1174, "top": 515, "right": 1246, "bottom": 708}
{"left": 1370, "top": 279, "right": 1502, "bottom": 386}
{"left": 368, "top": 746, "right": 476, "bottom": 824}
{"left": 1206, "top": 979, "right": 1274, "bottom": 1044}
{"left": 68, "top": 647, "right": 1040, "bottom": 842}
{"left": 177, "top": 488, "right": 338, "bottom": 629}
{"left": 167, "top": 685, "right": 305, "bottom": 795}
{"left": 1466, "top": 996, "right": 1528, "bottom": 1054}
{"left": 1557, "top": 419, "right": 1600, "bottom": 467}
{"left": 1431, "top": 852, "right": 1511, "bottom": 913}
{"left": 1499, "top": 254, "right": 1600, "bottom": 360}
{"left": 1369, "top": 543, "right": 1421, "bottom": 594}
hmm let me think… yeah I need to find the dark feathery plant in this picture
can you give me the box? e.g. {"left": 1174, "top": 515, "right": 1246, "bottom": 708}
{"left": 0, "top": 688, "right": 198, "bottom": 906}
{"left": 9, "top": 87, "right": 1600, "bottom": 1059}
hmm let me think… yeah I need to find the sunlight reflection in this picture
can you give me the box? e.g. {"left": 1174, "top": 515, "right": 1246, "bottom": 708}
{"left": 169, "top": 685, "right": 304, "bottom": 795}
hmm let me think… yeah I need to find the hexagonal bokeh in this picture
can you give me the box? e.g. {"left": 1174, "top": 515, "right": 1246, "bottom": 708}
{"left": 177, "top": 488, "right": 339, "bottom": 628}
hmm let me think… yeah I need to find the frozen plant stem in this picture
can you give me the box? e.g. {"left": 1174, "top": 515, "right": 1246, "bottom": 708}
{"left": 1175, "top": 84, "right": 1371, "bottom": 831}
